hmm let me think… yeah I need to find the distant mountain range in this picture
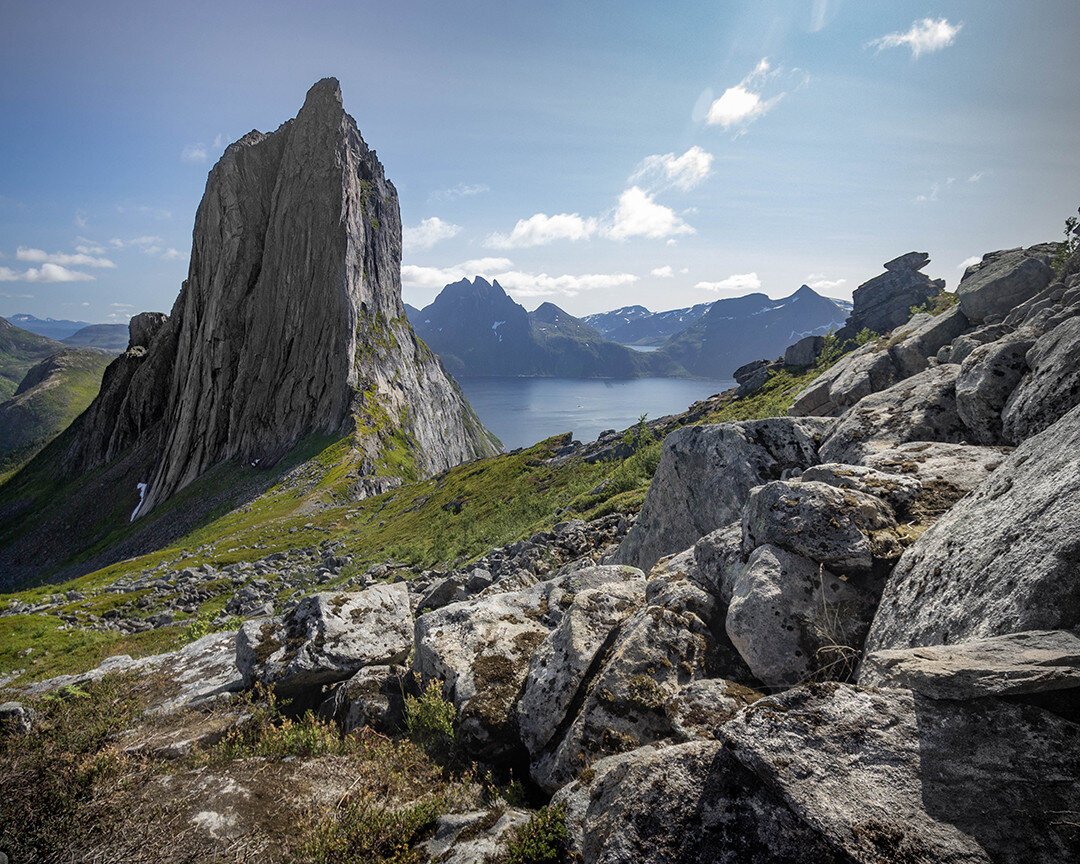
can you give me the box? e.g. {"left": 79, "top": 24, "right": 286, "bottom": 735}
{"left": 408, "top": 279, "right": 850, "bottom": 379}
{"left": 407, "top": 278, "right": 684, "bottom": 378}
{"left": 11, "top": 313, "right": 128, "bottom": 352}
{"left": 583, "top": 302, "right": 712, "bottom": 346}
{"left": 656, "top": 285, "right": 848, "bottom": 377}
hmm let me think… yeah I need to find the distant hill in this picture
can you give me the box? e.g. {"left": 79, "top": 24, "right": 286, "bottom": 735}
{"left": 8, "top": 313, "right": 92, "bottom": 341}
{"left": 404, "top": 302, "right": 422, "bottom": 322}
{"left": 0, "top": 348, "right": 112, "bottom": 475}
{"left": 411, "top": 278, "right": 687, "bottom": 378}
{"left": 62, "top": 323, "right": 129, "bottom": 352}
{"left": 600, "top": 302, "right": 714, "bottom": 346}
{"left": 655, "top": 285, "right": 849, "bottom": 377}
{"left": 0, "top": 316, "right": 67, "bottom": 401}
{"left": 581, "top": 305, "right": 653, "bottom": 336}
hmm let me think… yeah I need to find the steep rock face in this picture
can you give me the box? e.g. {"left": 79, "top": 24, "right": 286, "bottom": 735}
{"left": 835, "top": 252, "right": 944, "bottom": 342}
{"left": 60, "top": 79, "right": 498, "bottom": 515}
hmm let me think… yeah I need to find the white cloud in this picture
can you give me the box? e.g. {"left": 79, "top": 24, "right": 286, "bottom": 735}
{"left": 486, "top": 212, "right": 598, "bottom": 249}
{"left": 968, "top": 172, "right": 985, "bottom": 183}
{"left": 429, "top": 183, "right": 489, "bottom": 202}
{"left": 74, "top": 210, "right": 88, "bottom": 228}
{"left": 404, "top": 216, "right": 462, "bottom": 250}
{"left": 696, "top": 273, "right": 762, "bottom": 293}
{"left": 806, "top": 274, "right": 847, "bottom": 292}
{"left": 630, "top": 146, "right": 714, "bottom": 192}
{"left": 870, "top": 18, "right": 961, "bottom": 58}
{"left": 109, "top": 235, "right": 181, "bottom": 261}
{"left": 607, "top": 186, "right": 694, "bottom": 241}
{"left": 958, "top": 255, "right": 982, "bottom": 270}
{"left": 650, "top": 265, "right": 674, "bottom": 278}
{"left": 915, "top": 182, "right": 941, "bottom": 203}
{"left": 75, "top": 237, "right": 106, "bottom": 255}
{"left": 0, "top": 263, "right": 96, "bottom": 283}
{"left": 705, "top": 59, "right": 784, "bottom": 130}
{"left": 161, "top": 248, "right": 182, "bottom": 261}
{"left": 181, "top": 143, "right": 209, "bottom": 164}
{"left": 16, "top": 246, "right": 115, "bottom": 268}
{"left": 401, "top": 257, "right": 515, "bottom": 290}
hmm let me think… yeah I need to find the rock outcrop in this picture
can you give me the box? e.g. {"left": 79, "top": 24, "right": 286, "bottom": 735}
{"left": 59, "top": 78, "right": 499, "bottom": 516}
{"left": 835, "top": 252, "right": 945, "bottom": 342}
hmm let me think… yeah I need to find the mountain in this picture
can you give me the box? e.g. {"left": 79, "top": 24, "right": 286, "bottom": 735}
{"left": 412, "top": 278, "right": 687, "bottom": 378}
{"left": 0, "top": 348, "right": 112, "bottom": 475}
{"left": 581, "top": 305, "right": 652, "bottom": 335}
{"left": 62, "top": 323, "right": 129, "bottom": 352}
{"left": 655, "top": 285, "right": 849, "bottom": 377}
{"left": 0, "top": 78, "right": 498, "bottom": 584}
{"left": 0, "top": 316, "right": 67, "bottom": 400}
{"left": 604, "top": 301, "right": 714, "bottom": 346}
{"left": 7, "top": 313, "right": 92, "bottom": 341}
{"left": 403, "top": 302, "right": 422, "bottom": 322}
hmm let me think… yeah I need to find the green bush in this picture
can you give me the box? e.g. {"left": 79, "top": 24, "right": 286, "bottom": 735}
{"left": 501, "top": 802, "right": 571, "bottom": 864}
{"left": 403, "top": 677, "right": 457, "bottom": 761}
{"left": 1052, "top": 206, "right": 1079, "bottom": 277}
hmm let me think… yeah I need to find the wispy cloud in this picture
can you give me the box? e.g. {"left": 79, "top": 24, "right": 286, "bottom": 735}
{"left": 0, "top": 263, "right": 96, "bottom": 283}
{"left": 429, "top": 183, "right": 489, "bottom": 203}
{"left": 404, "top": 216, "right": 462, "bottom": 250}
{"left": 181, "top": 143, "right": 209, "bottom": 164}
{"left": 74, "top": 210, "right": 88, "bottom": 228}
{"left": 486, "top": 212, "right": 598, "bottom": 249}
{"left": 401, "top": 257, "right": 515, "bottom": 290}
{"left": 806, "top": 274, "right": 846, "bottom": 292}
{"left": 870, "top": 18, "right": 961, "bottom": 58}
{"left": 109, "top": 235, "right": 182, "bottom": 261}
{"left": 16, "top": 246, "right": 115, "bottom": 268}
{"left": 968, "top": 172, "right": 985, "bottom": 183}
{"left": 650, "top": 265, "right": 674, "bottom": 278}
{"left": 696, "top": 273, "right": 762, "bottom": 293}
{"left": 630, "top": 146, "right": 714, "bottom": 192}
{"left": 705, "top": 59, "right": 786, "bottom": 131}
{"left": 401, "top": 256, "right": 636, "bottom": 299}
{"left": 958, "top": 255, "right": 982, "bottom": 270}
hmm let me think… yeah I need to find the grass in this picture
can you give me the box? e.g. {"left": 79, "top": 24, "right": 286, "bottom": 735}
{"left": 499, "top": 803, "right": 572, "bottom": 864}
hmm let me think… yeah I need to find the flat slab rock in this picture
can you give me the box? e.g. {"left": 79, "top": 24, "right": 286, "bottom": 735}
{"left": 236, "top": 583, "right": 412, "bottom": 695}
{"left": 722, "top": 683, "right": 1080, "bottom": 864}
{"left": 859, "top": 629, "right": 1080, "bottom": 700}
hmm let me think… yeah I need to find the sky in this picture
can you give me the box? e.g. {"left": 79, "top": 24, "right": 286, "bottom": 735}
{"left": 1, "top": 1, "right": 1078, "bottom": 324}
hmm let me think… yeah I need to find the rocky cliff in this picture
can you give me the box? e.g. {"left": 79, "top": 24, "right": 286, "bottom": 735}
{"left": 58, "top": 78, "right": 497, "bottom": 516}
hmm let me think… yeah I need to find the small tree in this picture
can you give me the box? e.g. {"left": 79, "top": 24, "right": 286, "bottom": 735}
{"left": 1052, "top": 206, "right": 1080, "bottom": 277}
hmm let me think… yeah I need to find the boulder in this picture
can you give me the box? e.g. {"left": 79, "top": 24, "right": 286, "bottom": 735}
{"left": 741, "top": 480, "right": 903, "bottom": 577}
{"left": 865, "top": 404, "right": 1080, "bottom": 652}
{"left": 884, "top": 251, "right": 931, "bottom": 271}
{"left": 789, "top": 341, "right": 898, "bottom": 417}
{"left": 818, "top": 364, "right": 970, "bottom": 464}
{"left": 783, "top": 334, "right": 825, "bottom": 368}
{"left": 127, "top": 311, "right": 168, "bottom": 350}
{"left": 517, "top": 577, "right": 646, "bottom": 756}
{"left": 722, "top": 683, "right": 1080, "bottom": 864}
{"left": 668, "top": 678, "right": 762, "bottom": 740}
{"left": 0, "top": 700, "right": 34, "bottom": 734}
{"left": 944, "top": 322, "right": 1013, "bottom": 365}
{"left": 726, "top": 544, "right": 879, "bottom": 688}
{"left": 799, "top": 462, "right": 922, "bottom": 514}
{"left": 236, "top": 584, "right": 412, "bottom": 696}
{"left": 414, "top": 565, "right": 642, "bottom": 757}
{"left": 836, "top": 253, "right": 944, "bottom": 342}
{"left": 955, "top": 335, "right": 1034, "bottom": 444}
{"left": 614, "top": 418, "right": 832, "bottom": 571}
{"left": 956, "top": 245, "right": 1055, "bottom": 323}
{"left": 858, "top": 630, "right": 1080, "bottom": 701}
{"left": 689, "top": 521, "right": 747, "bottom": 605}
{"left": 553, "top": 742, "right": 846, "bottom": 864}
{"left": 1002, "top": 316, "right": 1080, "bottom": 443}
{"left": 886, "top": 304, "right": 969, "bottom": 377}
{"left": 319, "top": 664, "right": 415, "bottom": 734}
{"left": 420, "top": 808, "right": 531, "bottom": 864}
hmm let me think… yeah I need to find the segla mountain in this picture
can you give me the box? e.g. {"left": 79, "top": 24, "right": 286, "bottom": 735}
{"left": 0, "top": 78, "right": 498, "bottom": 586}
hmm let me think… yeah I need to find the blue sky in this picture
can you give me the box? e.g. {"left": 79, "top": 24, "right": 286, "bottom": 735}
{"left": 1, "top": 1, "right": 1077, "bottom": 323}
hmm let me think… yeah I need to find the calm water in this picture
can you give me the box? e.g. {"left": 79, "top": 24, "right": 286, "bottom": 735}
{"left": 457, "top": 377, "right": 735, "bottom": 451}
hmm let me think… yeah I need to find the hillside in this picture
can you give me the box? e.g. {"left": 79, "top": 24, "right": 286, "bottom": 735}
{"left": 411, "top": 277, "right": 687, "bottom": 378}
{"left": 0, "top": 317, "right": 66, "bottom": 401}
{"left": 587, "top": 301, "right": 713, "bottom": 345}
{"left": 62, "top": 323, "right": 129, "bottom": 352}
{"left": 655, "top": 284, "right": 848, "bottom": 377}
{"left": 0, "top": 349, "right": 111, "bottom": 476}
{"left": 7, "top": 313, "right": 91, "bottom": 341}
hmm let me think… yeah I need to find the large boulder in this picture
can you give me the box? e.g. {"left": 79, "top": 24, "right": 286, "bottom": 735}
{"left": 236, "top": 584, "right": 412, "bottom": 696}
{"left": 783, "top": 334, "right": 825, "bottom": 368}
{"left": 741, "top": 480, "right": 903, "bottom": 577}
{"left": 859, "top": 630, "right": 1080, "bottom": 702}
{"left": 789, "top": 341, "right": 898, "bottom": 417}
{"left": 727, "top": 544, "right": 879, "bottom": 688}
{"left": 413, "top": 565, "right": 642, "bottom": 757}
{"left": 956, "top": 245, "right": 1055, "bottom": 324}
{"left": 420, "top": 808, "right": 532, "bottom": 864}
{"left": 614, "top": 418, "right": 832, "bottom": 571}
{"left": 887, "top": 305, "right": 970, "bottom": 377}
{"left": 865, "top": 404, "right": 1080, "bottom": 652}
{"left": 319, "top": 664, "right": 415, "bottom": 734}
{"left": 1002, "top": 316, "right": 1080, "bottom": 443}
{"left": 818, "top": 364, "right": 969, "bottom": 464}
{"left": 836, "top": 252, "right": 945, "bottom": 342}
{"left": 722, "top": 683, "right": 1080, "bottom": 864}
{"left": 955, "top": 335, "right": 1034, "bottom": 444}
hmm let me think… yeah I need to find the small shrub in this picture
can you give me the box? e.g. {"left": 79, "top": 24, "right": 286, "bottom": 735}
{"left": 910, "top": 292, "right": 959, "bottom": 317}
{"left": 403, "top": 678, "right": 457, "bottom": 761}
{"left": 298, "top": 793, "right": 441, "bottom": 864}
{"left": 209, "top": 685, "right": 350, "bottom": 761}
{"left": 1052, "top": 206, "right": 1080, "bottom": 277}
{"left": 500, "top": 802, "right": 571, "bottom": 864}
{"left": 854, "top": 327, "right": 878, "bottom": 346}
{"left": 621, "top": 413, "right": 654, "bottom": 451}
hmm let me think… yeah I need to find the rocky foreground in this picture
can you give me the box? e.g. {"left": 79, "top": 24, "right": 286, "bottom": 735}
{"left": 4, "top": 245, "right": 1080, "bottom": 862}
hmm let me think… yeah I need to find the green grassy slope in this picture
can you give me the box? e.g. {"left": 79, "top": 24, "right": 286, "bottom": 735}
{"left": 0, "top": 348, "right": 112, "bottom": 476}
{"left": 0, "top": 316, "right": 66, "bottom": 401}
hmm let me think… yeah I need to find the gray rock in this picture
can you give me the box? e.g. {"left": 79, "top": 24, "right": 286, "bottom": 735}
{"left": 957, "top": 245, "right": 1055, "bottom": 323}
{"left": 690, "top": 521, "right": 747, "bottom": 605}
{"left": 236, "top": 584, "right": 412, "bottom": 695}
{"left": 320, "top": 663, "right": 414, "bottom": 734}
{"left": 858, "top": 630, "right": 1080, "bottom": 701}
{"left": 736, "top": 363, "right": 771, "bottom": 397}
{"left": 862, "top": 441, "right": 1011, "bottom": 511}
{"left": 836, "top": 253, "right": 944, "bottom": 342}
{"left": 0, "top": 701, "right": 34, "bottom": 734}
{"left": 517, "top": 577, "right": 647, "bottom": 756}
{"left": 818, "top": 364, "right": 970, "bottom": 464}
{"left": 783, "top": 334, "right": 825, "bottom": 368}
{"left": 789, "top": 341, "right": 898, "bottom": 417}
{"left": 1002, "top": 316, "right": 1080, "bottom": 443}
{"left": 799, "top": 462, "right": 923, "bottom": 514}
{"left": 887, "top": 304, "right": 969, "bottom": 377}
{"left": 865, "top": 404, "right": 1080, "bottom": 652}
{"left": 727, "top": 544, "right": 879, "bottom": 688}
{"left": 722, "top": 683, "right": 1080, "bottom": 864}
{"left": 884, "top": 251, "right": 931, "bottom": 272}
{"left": 669, "top": 677, "right": 762, "bottom": 740}
{"left": 946, "top": 322, "right": 1014, "bottom": 365}
{"left": 127, "top": 312, "right": 168, "bottom": 350}
{"left": 955, "top": 335, "right": 1034, "bottom": 444}
{"left": 741, "top": 480, "right": 902, "bottom": 577}
{"left": 420, "top": 808, "right": 531, "bottom": 864}
{"left": 614, "top": 418, "right": 832, "bottom": 571}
